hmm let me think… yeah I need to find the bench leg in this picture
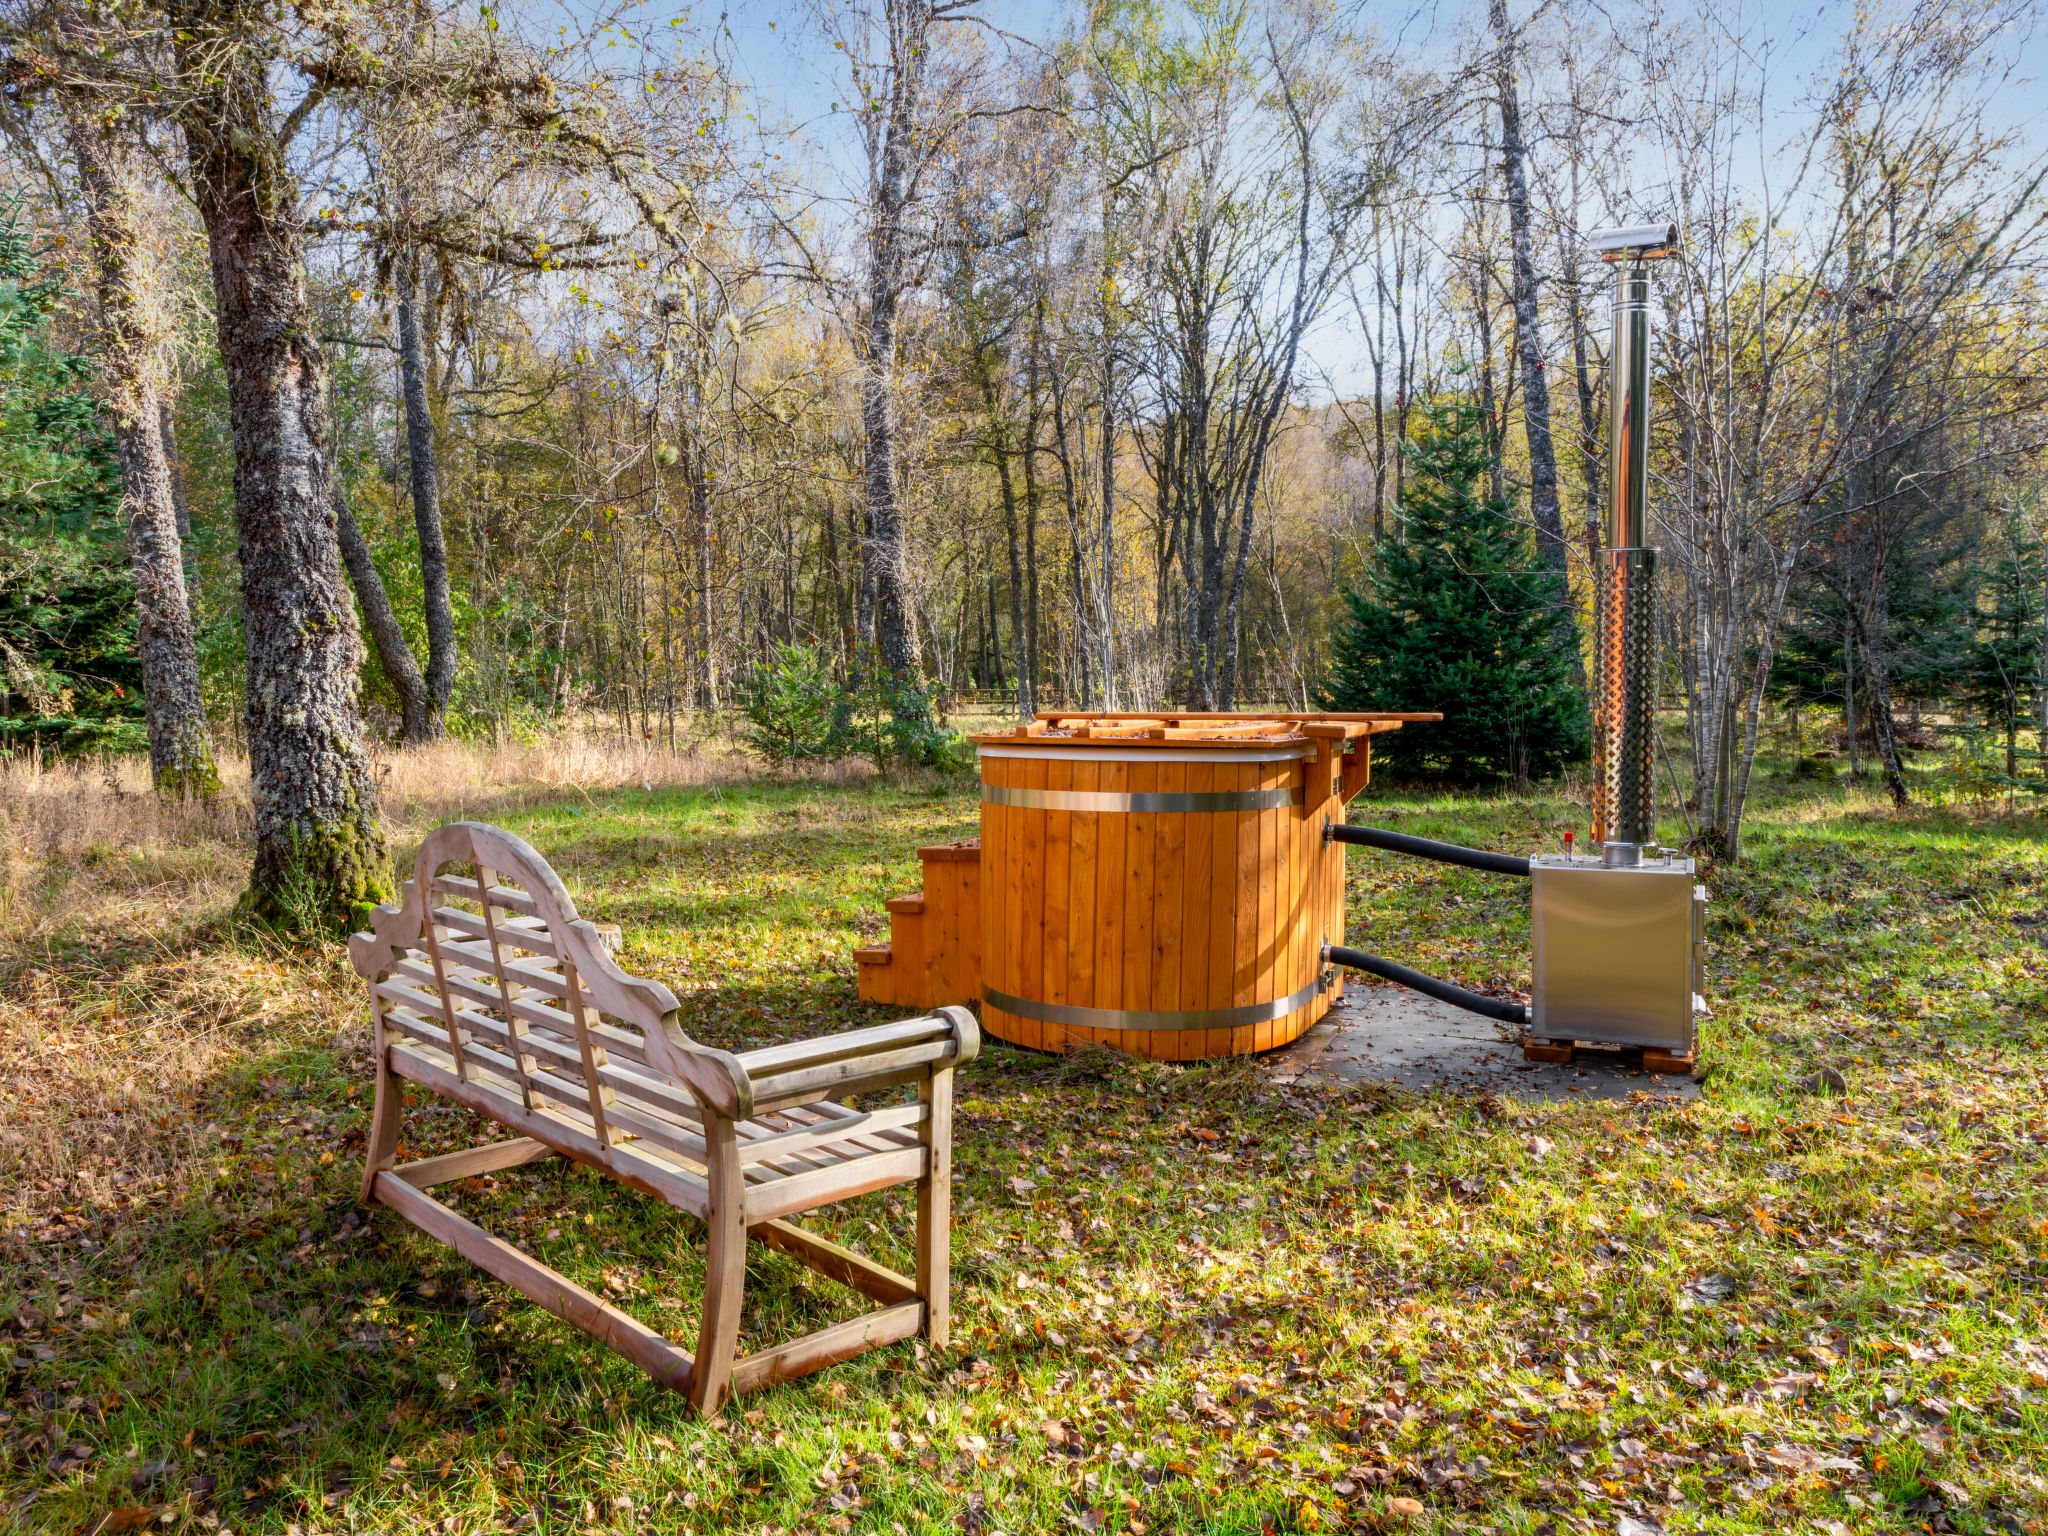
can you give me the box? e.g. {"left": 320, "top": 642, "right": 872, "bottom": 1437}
{"left": 915, "top": 1066, "right": 954, "bottom": 1350}
{"left": 690, "top": 1117, "right": 746, "bottom": 1417}
{"left": 360, "top": 1019, "right": 405, "bottom": 1206}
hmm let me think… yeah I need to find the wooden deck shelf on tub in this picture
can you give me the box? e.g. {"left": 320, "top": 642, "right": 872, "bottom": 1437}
{"left": 351, "top": 822, "right": 977, "bottom": 1415}
{"left": 854, "top": 711, "right": 1435, "bottom": 1061}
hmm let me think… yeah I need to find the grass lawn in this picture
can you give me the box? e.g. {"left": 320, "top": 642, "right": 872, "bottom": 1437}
{"left": 2, "top": 738, "right": 2046, "bottom": 1535}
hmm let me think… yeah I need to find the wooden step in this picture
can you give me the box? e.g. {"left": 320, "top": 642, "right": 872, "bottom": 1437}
{"left": 885, "top": 895, "right": 925, "bottom": 915}
{"left": 853, "top": 946, "right": 891, "bottom": 966}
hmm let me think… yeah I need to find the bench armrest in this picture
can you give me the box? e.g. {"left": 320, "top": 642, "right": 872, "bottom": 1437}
{"left": 731, "top": 1006, "right": 979, "bottom": 1114}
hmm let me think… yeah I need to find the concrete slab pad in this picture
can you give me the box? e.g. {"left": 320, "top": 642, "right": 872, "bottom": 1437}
{"left": 1264, "top": 984, "right": 1699, "bottom": 1103}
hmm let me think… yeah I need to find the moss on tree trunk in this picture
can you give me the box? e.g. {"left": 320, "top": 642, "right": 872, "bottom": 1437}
{"left": 68, "top": 109, "right": 221, "bottom": 799}
{"left": 172, "top": 2, "right": 388, "bottom": 927}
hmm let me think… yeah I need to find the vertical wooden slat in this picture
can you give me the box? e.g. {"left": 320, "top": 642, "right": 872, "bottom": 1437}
{"left": 1250, "top": 764, "right": 1276, "bottom": 1054}
{"left": 1193, "top": 761, "right": 1230, "bottom": 1060}
{"left": 1001, "top": 758, "right": 1026, "bottom": 1042}
{"left": 1228, "top": 770, "right": 1261, "bottom": 1056}
{"left": 559, "top": 955, "right": 620, "bottom": 1146}
{"left": 419, "top": 895, "right": 471, "bottom": 1084}
{"left": 985, "top": 758, "right": 1010, "bottom": 1039}
{"left": 475, "top": 865, "right": 539, "bottom": 1108}
{"left": 1152, "top": 762, "right": 1186, "bottom": 1064}
{"left": 1017, "top": 754, "right": 1047, "bottom": 1054}
{"left": 1043, "top": 756, "right": 1073, "bottom": 1047}
{"left": 1177, "top": 760, "right": 1215, "bottom": 1063}
{"left": 1286, "top": 765, "right": 1302, "bottom": 1056}
{"left": 1067, "top": 757, "right": 1098, "bottom": 1049}
{"left": 1285, "top": 759, "right": 1312, "bottom": 1047}
{"left": 1227, "top": 763, "right": 1261, "bottom": 1057}
{"left": 1120, "top": 759, "right": 1155, "bottom": 1051}
{"left": 1094, "top": 761, "right": 1128, "bottom": 1019}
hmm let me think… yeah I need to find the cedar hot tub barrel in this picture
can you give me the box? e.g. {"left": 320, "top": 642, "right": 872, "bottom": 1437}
{"left": 970, "top": 712, "right": 1430, "bottom": 1061}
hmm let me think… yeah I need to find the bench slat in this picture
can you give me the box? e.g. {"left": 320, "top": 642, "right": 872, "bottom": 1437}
{"left": 380, "top": 998, "right": 916, "bottom": 1186}
{"left": 434, "top": 904, "right": 561, "bottom": 960}
{"left": 388, "top": 1039, "right": 710, "bottom": 1216}
{"left": 746, "top": 1146, "right": 928, "bottom": 1223}
{"left": 431, "top": 873, "right": 541, "bottom": 917}
{"left": 734, "top": 1103, "right": 926, "bottom": 1166}
{"left": 391, "top": 954, "right": 652, "bottom": 1067}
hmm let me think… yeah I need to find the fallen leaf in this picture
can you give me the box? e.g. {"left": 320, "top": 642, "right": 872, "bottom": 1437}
{"left": 1682, "top": 1273, "right": 1738, "bottom": 1305}
{"left": 1007, "top": 1176, "right": 1037, "bottom": 1198}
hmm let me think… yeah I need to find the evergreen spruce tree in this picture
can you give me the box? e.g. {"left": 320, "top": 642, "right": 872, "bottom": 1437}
{"left": 1964, "top": 518, "right": 2044, "bottom": 781}
{"left": 0, "top": 204, "right": 140, "bottom": 755}
{"left": 1324, "top": 399, "right": 1589, "bottom": 783}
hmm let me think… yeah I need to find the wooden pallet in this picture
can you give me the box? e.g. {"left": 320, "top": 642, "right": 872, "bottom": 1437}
{"left": 1521, "top": 1038, "right": 1694, "bottom": 1076}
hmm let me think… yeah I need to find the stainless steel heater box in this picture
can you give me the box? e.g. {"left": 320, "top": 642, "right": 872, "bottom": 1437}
{"left": 1530, "top": 854, "right": 1704, "bottom": 1051}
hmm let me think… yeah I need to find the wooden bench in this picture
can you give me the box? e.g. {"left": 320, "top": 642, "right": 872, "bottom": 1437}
{"left": 349, "top": 821, "right": 979, "bottom": 1414}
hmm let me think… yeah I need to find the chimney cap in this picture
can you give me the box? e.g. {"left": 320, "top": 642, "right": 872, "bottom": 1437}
{"left": 1587, "top": 221, "right": 1679, "bottom": 256}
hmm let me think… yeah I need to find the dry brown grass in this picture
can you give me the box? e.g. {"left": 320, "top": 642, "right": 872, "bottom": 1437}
{"left": 0, "top": 730, "right": 876, "bottom": 1237}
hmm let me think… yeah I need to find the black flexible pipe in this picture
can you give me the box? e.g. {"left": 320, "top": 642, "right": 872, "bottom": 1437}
{"left": 1325, "top": 944, "right": 1531, "bottom": 1027}
{"left": 1329, "top": 821, "right": 1531, "bottom": 878}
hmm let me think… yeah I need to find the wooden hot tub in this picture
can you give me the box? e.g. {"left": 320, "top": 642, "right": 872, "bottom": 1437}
{"left": 856, "top": 711, "right": 1432, "bottom": 1060}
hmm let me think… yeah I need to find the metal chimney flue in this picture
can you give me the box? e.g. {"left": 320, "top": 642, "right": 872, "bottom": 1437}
{"left": 1587, "top": 222, "right": 1676, "bottom": 865}
{"left": 1519, "top": 221, "right": 1701, "bottom": 1072}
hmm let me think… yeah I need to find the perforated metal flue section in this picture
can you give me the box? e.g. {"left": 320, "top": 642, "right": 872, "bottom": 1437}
{"left": 1592, "top": 547, "right": 1658, "bottom": 847}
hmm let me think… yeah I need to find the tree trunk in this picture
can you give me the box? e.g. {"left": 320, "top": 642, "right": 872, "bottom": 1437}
{"left": 857, "top": 1, "right": 931, "bottom": 718}
{"left": 1489, "top": 0, "right": 1568, "bottom": 573}
{"left": 395, "top": 246, "right": 455, "bottom": 723}
{"left": 987, "top": 381, "right": 1031, "bottom": 720}
{"left": 159, "top": 399, "right": 201, "bottom": 604}
{"left": 332, "top": 481, "right": 435, "bottom": 744}
{"left": 174, "top": 6, "right": 387, "bottom": 927}
{"left": 1722, "top": 551, "right": 1800, "bottom": 860}
{"left": 1024, "top": 299, "right": 1046, "bottom": 709}
{"left": 1097, "top": 235, "right": 1119, "bottom": 708}
{"left": 68, "top": 108, "right": 220, "bottom": 798}
{"left": 1864, "top": 577, "right": 1910, "bottom": 807}
{"left": 985, "top": 573, "right": 1004, "bottom": 694}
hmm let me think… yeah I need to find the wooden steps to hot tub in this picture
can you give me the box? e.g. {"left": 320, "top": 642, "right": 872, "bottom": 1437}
{"left": 855, "top": 842, "right": 982, "bottom": 1010}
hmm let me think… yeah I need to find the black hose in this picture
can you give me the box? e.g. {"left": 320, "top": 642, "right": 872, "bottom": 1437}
{"left": 1328, "top": 821, "right": 1531, "bottom": 877}
{"left": 1325, "top": 944, "right": 1530, "bottom": 1027}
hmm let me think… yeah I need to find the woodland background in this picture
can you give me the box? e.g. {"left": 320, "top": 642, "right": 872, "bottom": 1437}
{"left": 1, "top": 0, "right": 2046, "bottom": 917}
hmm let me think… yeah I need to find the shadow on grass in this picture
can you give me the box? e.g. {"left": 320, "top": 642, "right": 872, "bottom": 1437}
{"left": 4, "top": 1024, "right": 952, "bottom": 1535}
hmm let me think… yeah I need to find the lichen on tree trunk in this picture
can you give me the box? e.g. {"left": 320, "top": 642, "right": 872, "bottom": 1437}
{"left": 67, "top": 108, "right": 220, "bottom": 799}
{"left": 171, "top": 4, "right": 387, "bottom": 926}
{"left": 394, "top": 246, "right": 456, "bottom": 724}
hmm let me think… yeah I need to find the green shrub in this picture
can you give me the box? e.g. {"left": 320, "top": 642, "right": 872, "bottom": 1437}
{"left": 829, "top": 647, "right": 972, "bottom": 775}
{"left": 736, "top": 643, "right": 841, "bottom": 766}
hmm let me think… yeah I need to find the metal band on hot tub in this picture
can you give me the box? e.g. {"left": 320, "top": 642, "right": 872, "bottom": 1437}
{"left": 981, "top": 784, "right": 1297, "bottom": 813}
{"left": 980, "top": 976, "right": 1328, "bottom": 1033}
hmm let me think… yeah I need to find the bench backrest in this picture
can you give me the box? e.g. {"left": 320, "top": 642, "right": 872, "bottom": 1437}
{"left": 350, "top": 822, "right": 744, "bottom": 1134}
